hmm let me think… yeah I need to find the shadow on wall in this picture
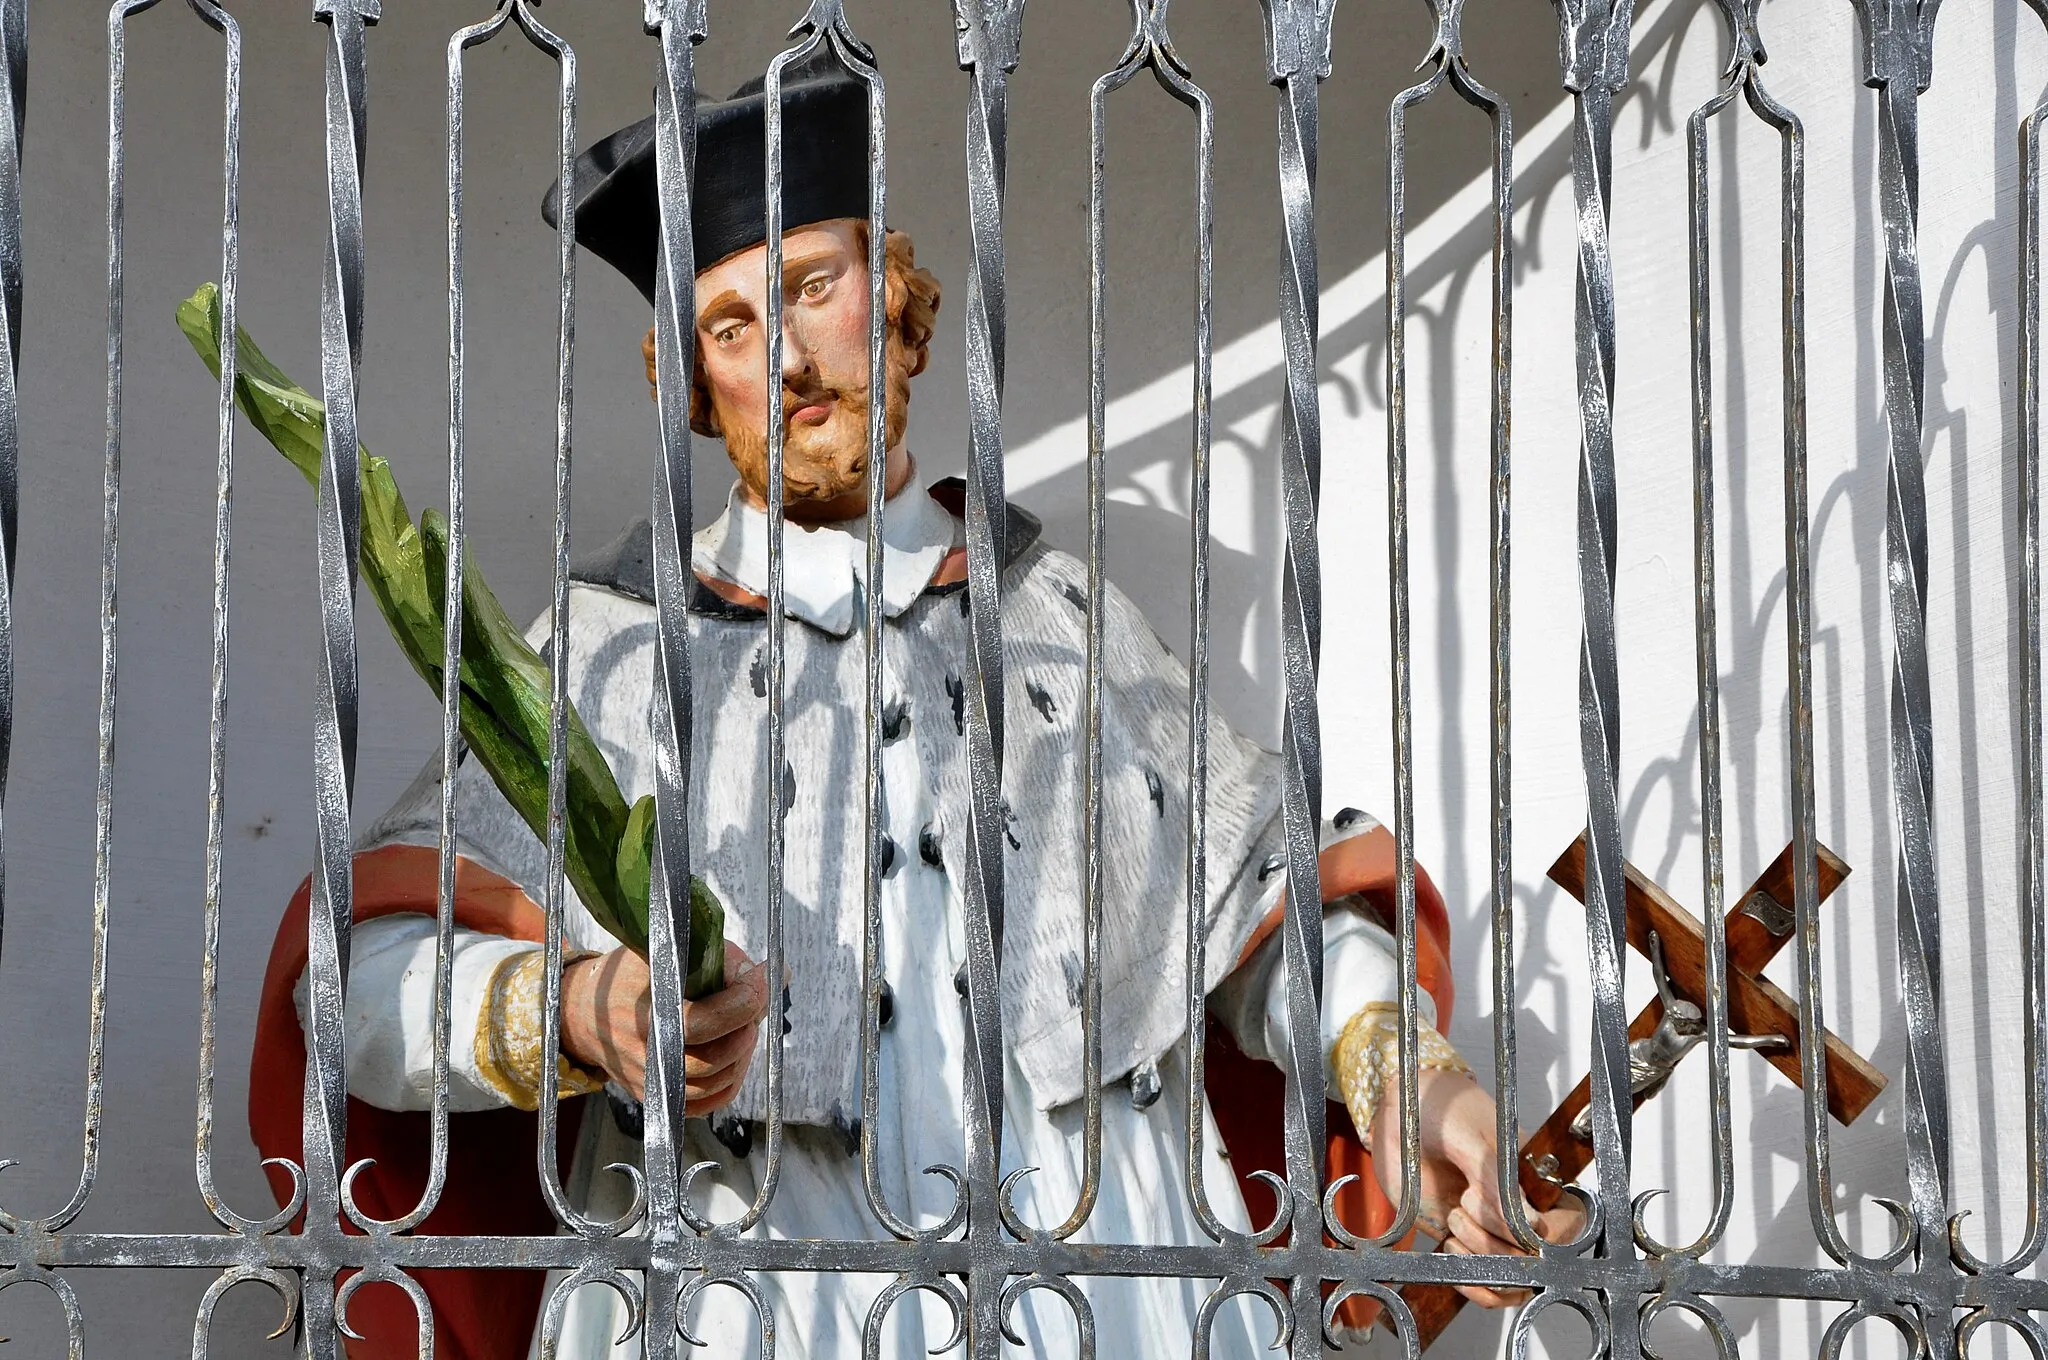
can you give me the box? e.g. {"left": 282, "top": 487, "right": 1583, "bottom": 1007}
{"left": 1005, "top": 0, "right": 2048, "bottom": 1351}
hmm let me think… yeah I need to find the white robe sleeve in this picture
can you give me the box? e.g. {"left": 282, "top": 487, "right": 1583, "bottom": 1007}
{"left": 292, "top": 912, "right": 540, "bottom": 1113}
{"left": 1208, "top": 903, "right": 1437, "bottom": 1089}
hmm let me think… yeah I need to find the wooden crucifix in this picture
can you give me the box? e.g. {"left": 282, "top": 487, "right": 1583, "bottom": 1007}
{"left": 1395, "top": 833, "right": 1886, "bottom": 1349}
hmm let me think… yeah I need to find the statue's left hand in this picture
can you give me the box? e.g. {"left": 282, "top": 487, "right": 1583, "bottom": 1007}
{"left": 1369, "top": 1068, "right": 1588, "bottom": 1308}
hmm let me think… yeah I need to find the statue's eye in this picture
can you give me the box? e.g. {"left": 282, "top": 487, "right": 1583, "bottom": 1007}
{"left": 800, "top": 275, "right": 830, "bottom": 301}
{"left": 713, "top": 323, "right": 744, "bottom": 347}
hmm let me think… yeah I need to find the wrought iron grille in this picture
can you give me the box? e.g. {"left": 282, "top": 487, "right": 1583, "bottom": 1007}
{"left": 0, "top": 0, "right": 2039, "bottom": 1355}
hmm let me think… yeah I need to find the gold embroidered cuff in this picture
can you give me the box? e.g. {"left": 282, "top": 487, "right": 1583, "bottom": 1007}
{"left": 1333, "top": 1001, "right": 1473, "bottom": 1140}
{"left": 474, "top": 948, "right": 608, "bottom": 1111}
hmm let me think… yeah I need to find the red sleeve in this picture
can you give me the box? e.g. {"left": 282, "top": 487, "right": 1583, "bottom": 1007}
{"left": 248, "top": 844, "right": 578, "bottom": 1360}
{"left": 1227, "top": 825, "right": 1455, "bottom": 1027}
{"left": 1205, "top": 825, "right": 1455, "bottom": 1335}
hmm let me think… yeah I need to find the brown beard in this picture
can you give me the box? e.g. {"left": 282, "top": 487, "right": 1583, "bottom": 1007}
{"left": 717, "top": 336, "right": 914, "bottom": 509}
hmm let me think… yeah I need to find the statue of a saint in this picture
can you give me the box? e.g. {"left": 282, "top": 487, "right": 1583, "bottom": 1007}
{"left": 246, "top": 48, "right": 1576, "bottom": 1358}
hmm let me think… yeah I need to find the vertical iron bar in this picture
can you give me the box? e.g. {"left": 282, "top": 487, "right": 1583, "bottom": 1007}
{"left": 641, "top": 1, "right": 711, "bottom": 1347}
{"left": 749, "top": 22, "right": 797, "bottom": 1228}
{"left": 1271, "top": 69, "right": 1324, "bottom": 1265}
{"left": 408, "top": 0, "right": 498, "bottom": 1242}
{"left": 1173, "top": 14, "right": 1236, "bottom": 1244}
{"left": 1568, "top": 82, "right": 1628, "bottom": 1228}
{"left": 502, "top": 0, "right": 612, "bottom": 1247}
{"left": 1467, "top": 29, "right": 1526, "bottom": 1265}
{"left": 841, "top": 4, "right": 942, "bottom": 1243}
{"left": 1005, "top": 2, "right": 1128, "bottom": 1248}
{"left": 1876, "top": 0, "right": 1950, "bottom": 1266}
{"left": 953, "top": 0, "right": 1021, "bottom": 1193}
{"left": 1657, "top": 5, "right": 1814, "bottom": 1254}
{"left": 855, "top": 18, "right": 900, "bottom": 1234}
{"left": 1842, "top": 0, "right": 1944, "bottom": 1286}
{"left": 1680, "top": 67, "right": 1734, "bottom": 1270}
{"left": 1785, "top": 0, "right": 1873, "bottom": 1268}
{"left": 303, "top": 2, "right": 377, "bottom": 1346}
{"left": 1554, "top": 0, "right": 1639, "bottom": 1345}
{"left": 1680, "top": 0, "right": 1806, "bottom": 1267}
{"left": 534, "top": 0, "right": 582, "bottom": 1228}
{"left": 1382, "top": 27, "right": 1444, "bottom": 1259}
{"left": 0, "top": 0, "right": 23, "bottom": 1257}
{"left": 695, "top": 0, "right": 895, "bottom": 1243}
{"left": 1257, "top": 1, "right": 1333, "bottom": 1352}
{"left": 0, "top": 0, "right": 22, "bottom": 983}
{"left": 703, "top": 18, "right": 813, "bottom": 1239}
{"left": 1373, "top": 0, "right": 1520, "bottom": 1257}
{"left": 188, "top": 0, "right": 278, "bottom": 1238}
{"left": 1646, "top": 0, "right": 1815, "bottom": 1262}
{"left": 1655, "top": 0, "right": 1760, "bottom": 1260}
{"left": 1026, "top": 0, "right": 1215, "bottom": 1249}
{"left": 34, "top": 0, "right": 153, "bottom": 1243}
{"left": 1074, "top": 36, "right": 1108, "bottom": 1229}
{"left": 953, "top": 3, "right": 1024, "bottom": 1353}
{"left": 425, "top": 0, "right": 586, "bottom": 1245}
{"left": 1987, "top": 69, "right": 2048, "bottom": 1279}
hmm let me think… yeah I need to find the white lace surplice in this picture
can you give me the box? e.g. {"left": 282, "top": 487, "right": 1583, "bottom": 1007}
{"left": 313, "top": 482, "right": 1421, "bottom": 1359}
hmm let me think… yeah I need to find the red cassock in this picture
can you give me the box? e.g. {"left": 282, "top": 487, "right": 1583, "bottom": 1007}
{"left": 250, "top": 832, "right": 1454, "bottom": 1357}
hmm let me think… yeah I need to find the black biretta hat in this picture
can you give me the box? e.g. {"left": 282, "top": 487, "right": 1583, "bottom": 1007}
{"left": 543, "top": 48, "right": 870, "bottom": 303}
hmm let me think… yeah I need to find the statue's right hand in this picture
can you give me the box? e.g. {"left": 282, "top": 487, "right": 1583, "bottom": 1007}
{"left": 562, "top": 942, "right": 769, "bottom": 1113}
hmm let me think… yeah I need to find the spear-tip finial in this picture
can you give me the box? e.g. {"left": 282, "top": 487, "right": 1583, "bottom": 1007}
{"left": 313, "top": 0, "right": 382, "bottom": 22}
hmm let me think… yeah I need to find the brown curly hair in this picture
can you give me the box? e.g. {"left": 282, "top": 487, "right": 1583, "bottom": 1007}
{"left": 641, "top": 222, "right": 941, "bottom": 437}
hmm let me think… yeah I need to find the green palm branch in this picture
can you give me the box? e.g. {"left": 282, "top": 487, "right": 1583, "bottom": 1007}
{"left": 177, "top": 282, "right": 724, "bottom": 998}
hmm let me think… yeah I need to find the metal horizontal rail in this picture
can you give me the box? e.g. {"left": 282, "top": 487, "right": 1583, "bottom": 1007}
{"left": 10, "top": 1227, "right": 2045, "bottom": 1309}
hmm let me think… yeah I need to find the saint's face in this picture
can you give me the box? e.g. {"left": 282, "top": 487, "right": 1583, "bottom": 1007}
{"left": 695, "top": 219, "right": 893, "bottom": 513}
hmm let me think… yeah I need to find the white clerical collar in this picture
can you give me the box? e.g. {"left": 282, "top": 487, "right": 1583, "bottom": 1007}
{"left": 691, "top": 475, "right": 961, "bottom": 637}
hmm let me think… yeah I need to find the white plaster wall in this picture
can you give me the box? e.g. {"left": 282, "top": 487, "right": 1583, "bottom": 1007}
{"left": 0, "top": 0, "right": 2038, "bottom": 1355}
{"left": 1178, "top": 0, "right": 2040, "bottom": 1351}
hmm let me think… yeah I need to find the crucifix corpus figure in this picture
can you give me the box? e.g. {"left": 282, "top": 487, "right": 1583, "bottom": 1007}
{"left": 245, "top": 47, "right": 1579, "bottom": 1358}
